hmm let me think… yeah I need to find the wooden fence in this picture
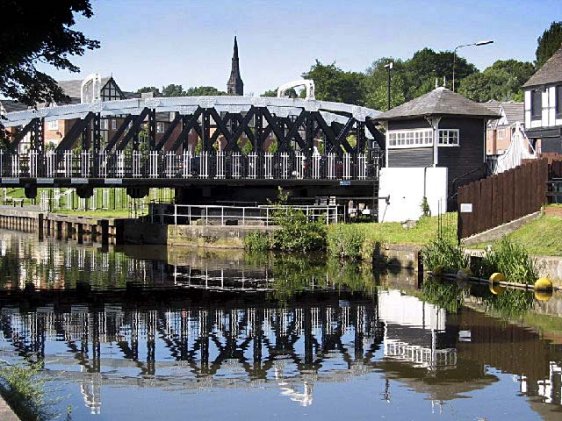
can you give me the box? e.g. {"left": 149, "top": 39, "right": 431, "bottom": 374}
{"left": 457, "top": 159, "right": 548, "bottom": 239}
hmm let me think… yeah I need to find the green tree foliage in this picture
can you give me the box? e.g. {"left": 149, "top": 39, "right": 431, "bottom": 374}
{"left": 363, "top": 58, "right": 407, "bottom": 110}
{"left": 0, "top": 1, "right": 99, "bottom": 106}
{"left": 458, "top": 60, "right": 534, "bottom": 102}
{"left": 535, "top": 21, "right": 562, "bottom": 68}
{"left": 137, "top": 86, "right": 161, "bottom": 96}
{"left": 161, "top": 84, "right": 185, "bottom": 97}
{"left": 302, "top": 60, "right": 367, "bottom": 105}
{"left": 261, "top": 89, "right": 278, "bottom": 97}
{"left": 401, "top": 48, "right": 477, "bottom": 99}
{"left": 184, "top": 86, "right": 225, "bottom": 96}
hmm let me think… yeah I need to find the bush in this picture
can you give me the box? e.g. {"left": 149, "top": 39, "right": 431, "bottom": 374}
{"left": 272, "top": 207, "right": 327, "bottom": 252}
{"left": 421, "top": 237, "right": 469, "bottom": 274}
{"left": 479, "top": 237, "right": 537, "bottom": 284}
{"left": 327, "top": 224, "right": 365, "bottom": 260}
{"left": 244, "top": 232, "right": 270, "bottom": 251}
{"left": 0, "top": 361, "right": 49, "bottom": 420}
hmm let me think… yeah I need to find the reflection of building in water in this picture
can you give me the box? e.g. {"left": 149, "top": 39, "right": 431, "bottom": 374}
{"left": 379, "top": 290, "right": 457, "bottom": 370}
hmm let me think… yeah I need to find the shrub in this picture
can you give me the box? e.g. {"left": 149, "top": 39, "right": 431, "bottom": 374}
{"left": 421, "top": 237, "right": 469, "bottom": 274}
{"left": 244, "top": 231, "right": 270, "bottom": 251}
{"left": 0, "top": 361, "right": 49, "bottom": 420}
{"left": 271, "top": 207, "right": 327, "bottom": 252}
{"left": 327, "top": 224, "right": 365, "bottom": 260}
{"left": 479, "top": 237, "right": 537, "bottom": 284}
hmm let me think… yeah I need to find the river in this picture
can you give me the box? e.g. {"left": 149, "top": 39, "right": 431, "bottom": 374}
{"left": 0, "top": 230, "right": 560, "bottom": 420}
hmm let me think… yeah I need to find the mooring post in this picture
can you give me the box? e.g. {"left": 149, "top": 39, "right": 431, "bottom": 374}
{"left": 100, "top": 219, "right": 109, "bottom": 245}
{"left": 38, "top": 213, "right": 44, "bottom": 241}
{"left": 77, "top": 223, "right": 84, "bottom": 244}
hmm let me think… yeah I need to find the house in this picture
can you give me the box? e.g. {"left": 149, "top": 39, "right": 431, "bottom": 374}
{"left": 375, "top": 87, "right": 499, "bottom": 221}
{"left": 522, "top": 44, "right": 562, "bottom": 154}
{"left": 484, "top": 101, "right": 524, "bottom": 155}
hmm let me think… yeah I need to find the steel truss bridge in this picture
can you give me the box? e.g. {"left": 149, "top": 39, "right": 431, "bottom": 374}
{"left": 2, "top": 96, "right": 384, "bottom": 200}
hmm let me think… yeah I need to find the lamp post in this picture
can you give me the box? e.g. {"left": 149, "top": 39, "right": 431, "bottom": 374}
{"left": 452, "top": 40, "right": 493, "bottom": 92}
{"left": 384, "top": 61, "right": 393, "bottom": 110}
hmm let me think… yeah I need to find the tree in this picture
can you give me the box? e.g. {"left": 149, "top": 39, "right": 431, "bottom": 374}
{"left": 137, "top": 86, "right": 161, "bottom": 96}
{"left": 458, "top": 59, "right": 534, "bottom": 102}
{"left": 184, "top": 86, "right": 225, "bottom": 96}
{"left": 0, "top": 1, "right": 99, "bottom": 105}
{"left": 363, "top": 57, "right": 407, "bottom": 111}
{"left": 302, "top": 61, "right": 366, "bottom": 105}
{"left": 161, "top": 84, "right": 185, "bottom": 97}
{"left": 535, "top": 21, "right": 562, "bottom": 68}
{"left": 401, "top": 48, "right": 477, "bottom": 99}
{"left": 261, "top": 89, "right": 278, "bottom": 97}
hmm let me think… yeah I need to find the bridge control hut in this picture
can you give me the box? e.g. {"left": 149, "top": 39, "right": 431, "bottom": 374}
{"left": 375, "top": 87, "right": 499, "bottom": 221}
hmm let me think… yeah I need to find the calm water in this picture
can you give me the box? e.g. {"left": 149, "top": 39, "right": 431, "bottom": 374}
{"left": 0, "top": 230, "right": 561, "bottom": 420}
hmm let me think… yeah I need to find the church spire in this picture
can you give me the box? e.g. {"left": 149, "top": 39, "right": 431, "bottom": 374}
{"left": 227, "top": 36, "right": 244, "bottom": 96}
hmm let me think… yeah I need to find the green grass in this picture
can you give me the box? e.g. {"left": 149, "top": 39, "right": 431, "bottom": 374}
{"left": 475, "top": 211, "right": 562, "bottom": 256}
{"left": 330, "top": 213, "right": 457, "bottom": 246}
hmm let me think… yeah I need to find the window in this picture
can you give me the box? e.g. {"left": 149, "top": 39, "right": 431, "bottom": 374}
{"left": 111, "top": 119, "right": 117, "bottom": 130}
{"left": 100, "top": 119, "right": 108, "bottom": 130}
{"left": 47, "top": 120, "right": 58, "bottom": 131}
{"left": 556, "top": 85, "right": 562, "bottom": 118}
{"left": 157, "top": 122, "right": 165, "bottom": 134}
{"left": 387, "top": 128, "right": 433, "bottom": 148}
{"left": 438, "top": 129, "right": 459, "bottom": 146}
{"left": 531, "top": 89, "right": 542, "bottom": 120}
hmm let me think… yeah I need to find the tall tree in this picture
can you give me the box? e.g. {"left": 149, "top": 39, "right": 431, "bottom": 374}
{"left": 161, "top": 84, "right": 185, "bottom": 97}
{"left": 458, "top": 59, "right": 534, "bottom": 102}
{"left": 0, "top": 0, "right": 99, "bottom": 105}
{"left": 302, "top": 61, "right": 366, "bottom": 105}
{"left": 137, "top": 86, "right": 161, "bottom": 96}
{"left": 535, "top": 21, "right": 562, "bottom": 68}
{"left": 184, "top": 86, "right": 225, "bottom": 96}
{"left": 363, "top": 58, "right": 406, "bottom": 111}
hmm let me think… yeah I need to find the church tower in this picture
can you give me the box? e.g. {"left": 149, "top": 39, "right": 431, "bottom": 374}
{"left": 227, "top": 37, "right": 244, "bottom": 96}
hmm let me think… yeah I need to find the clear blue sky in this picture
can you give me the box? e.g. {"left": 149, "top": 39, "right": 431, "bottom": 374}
{"left": 43, "top": 0, "right": 560, "bottom": 95}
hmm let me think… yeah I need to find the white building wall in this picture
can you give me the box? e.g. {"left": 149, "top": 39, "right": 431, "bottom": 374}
{"left": 377, "top": 167, "right": 448, "bottom": 222}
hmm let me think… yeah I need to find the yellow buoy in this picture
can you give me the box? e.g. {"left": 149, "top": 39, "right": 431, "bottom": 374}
{"left": 534, "top": 277, "right": 553, "bottom": 292}
{"left": 534, "top": 290, "right": 553, "bottom": 301}
{"left": 489, "top": 283, "right": 505, "bottom": 295}
{"left": 489, "top": 272, "right": 505, "bottom": 283}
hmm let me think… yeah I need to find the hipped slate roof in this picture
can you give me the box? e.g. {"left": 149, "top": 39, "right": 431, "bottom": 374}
{"left": 522, "top": 44, "right": 562, "bottom": 88}
{"left": 375, "top": 87, "right": 500, "bottom": 121}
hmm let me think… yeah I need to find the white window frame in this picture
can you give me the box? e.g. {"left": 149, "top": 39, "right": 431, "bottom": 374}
{"left": 157, "top": 122, "right": 164, "bottom": 134}
{"left": 437, "top": 129, "right": 460, "bottom": 147}
{"left": 47, "top": 120, "right": 59, "bottom": 131}
{"left": 111, "top": 119, "right": 117, "bottom": 130}
{"left": 100, "top": 119, "right": 108, "bottom": 130}
{"left": 387, "top": 128, "right": 433, "bottom": 149}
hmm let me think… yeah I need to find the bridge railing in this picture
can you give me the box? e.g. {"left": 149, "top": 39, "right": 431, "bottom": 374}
{"left": 149, "top": 203, "right": 344, "bottom": 226}
{"left": 0, "top": 151, "right": 378, "bottom": 180}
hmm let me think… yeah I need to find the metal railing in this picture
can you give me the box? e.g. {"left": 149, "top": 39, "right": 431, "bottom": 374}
{"left": 149, "top": 203, "right": 344, "bottom": 226}
{"left": 0, "top": 150, "right": 378, "bottom": 181}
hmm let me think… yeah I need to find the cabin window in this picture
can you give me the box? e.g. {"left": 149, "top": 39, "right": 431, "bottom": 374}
{"left": 531, "top": 89, "right": 542, "bottom": 120}
{"left": 556, "top": 85, "right": 562, "bottom": 118}
{"left": 438, "top": 129, "right": 459, "bottom": 146}
{"left": 387, "top": 128, "right": 433, "bottom": 148}
{"left": 47, "top": 120, "right": 58, "bottom": 131}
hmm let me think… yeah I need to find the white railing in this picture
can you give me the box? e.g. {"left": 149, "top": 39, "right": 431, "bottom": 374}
{"left": 150, "top": 203, "right": 343, "bottom": 226}
{"left": 0, "top": 151, "right": 380, "bottom": 180}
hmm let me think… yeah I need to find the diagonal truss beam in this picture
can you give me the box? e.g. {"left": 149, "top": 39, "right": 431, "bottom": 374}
{"left": 56, "top": 112, "right": 95, "bottom": 151}
{"left": 114, "top": 107, "right": 151, "bottom": 151}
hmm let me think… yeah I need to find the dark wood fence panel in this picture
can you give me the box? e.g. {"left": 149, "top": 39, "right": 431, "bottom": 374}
{"left": 458, "top": 159, "right": 549, "bottom": 239}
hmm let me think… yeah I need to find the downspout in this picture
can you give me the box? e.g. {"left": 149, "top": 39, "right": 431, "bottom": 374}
{"left": 425, "top": 115, "right": 442, "bottom": 167}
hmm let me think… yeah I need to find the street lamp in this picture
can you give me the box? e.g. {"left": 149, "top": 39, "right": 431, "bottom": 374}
{"left": 384, "top": 61, "right": 393, "bottom": 110}
{"left": 452, "top": 40, "right": 493, "bottom": 92}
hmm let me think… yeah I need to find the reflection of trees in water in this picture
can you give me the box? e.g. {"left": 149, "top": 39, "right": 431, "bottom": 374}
{"left": 482, "top": 288, "right": 534, "bottom": 319}
{"left": 421, "top": 278, "right": 465, "bottom": 313}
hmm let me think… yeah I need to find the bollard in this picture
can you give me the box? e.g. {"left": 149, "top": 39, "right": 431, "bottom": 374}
{"left": 38, "top": 213, "right": 44, "bottom": 241}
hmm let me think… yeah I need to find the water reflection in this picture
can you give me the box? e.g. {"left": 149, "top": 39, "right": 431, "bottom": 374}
{"left": 0, "top": 230, "right": 560, "bottom": 419}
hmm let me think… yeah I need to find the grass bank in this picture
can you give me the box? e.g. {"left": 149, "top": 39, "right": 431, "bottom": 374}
{"left": 475, "top": 210, "right": 562, "bottom": 256}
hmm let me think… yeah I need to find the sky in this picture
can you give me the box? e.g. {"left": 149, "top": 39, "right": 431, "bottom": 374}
{"left": 42, "top": 0, "right": 560, "bottom": 96}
